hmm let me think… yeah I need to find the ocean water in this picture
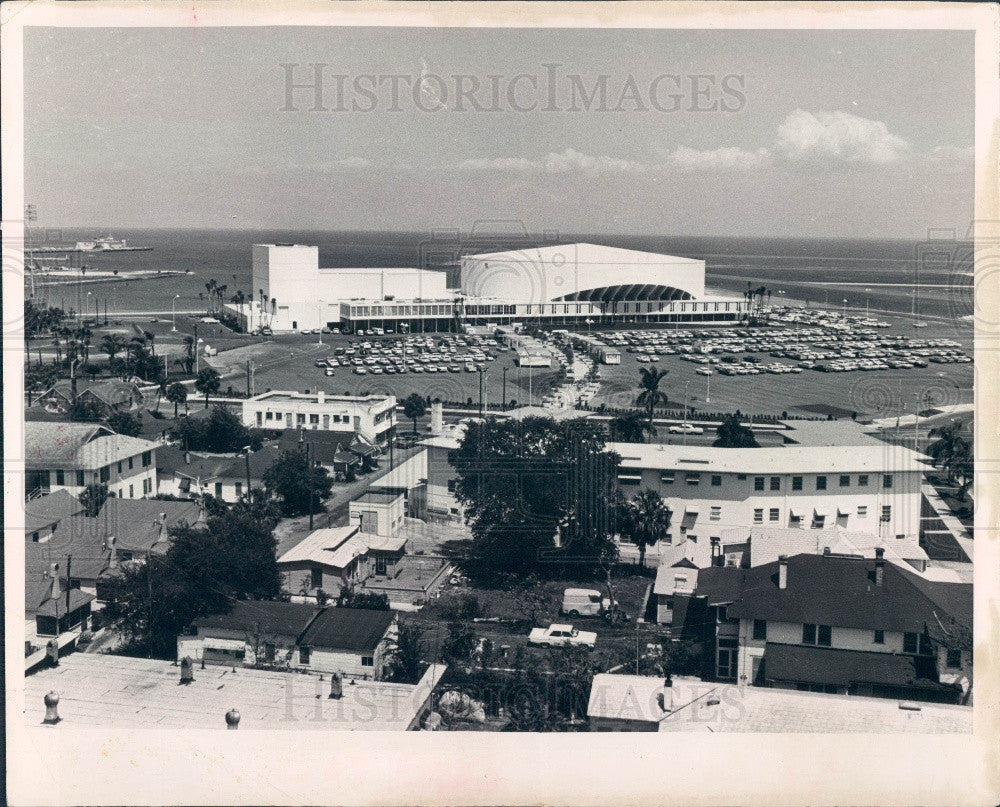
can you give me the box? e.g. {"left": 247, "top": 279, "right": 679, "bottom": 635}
{"left": 26, "top": 228, "right": 975, "bottom": 322}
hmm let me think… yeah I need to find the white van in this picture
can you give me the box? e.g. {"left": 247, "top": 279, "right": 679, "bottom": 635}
{"left": 561, "top": 588, "right": 609, "bottom": 618}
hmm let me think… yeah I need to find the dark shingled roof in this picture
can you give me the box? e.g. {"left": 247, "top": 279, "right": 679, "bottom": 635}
{"left": 764, "top": 642, "right": 951, "bottom": 692}
{"left": 299, "top": 607, "right": 395, "bottom": 653}
{"left": 723, "top": 554, "right": 972, "bottom": 635}
{"left": 192, "top": 600, "right": 321, "bottom": 640}
{"left": 24, "top": 490, "right": 84, "bottom": 534}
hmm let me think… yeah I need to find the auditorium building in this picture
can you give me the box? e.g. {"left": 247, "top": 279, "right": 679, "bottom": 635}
{"left": 227, "top": 242, "right": 746, "bottom": 333}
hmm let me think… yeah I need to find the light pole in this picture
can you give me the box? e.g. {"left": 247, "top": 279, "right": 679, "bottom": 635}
{"left": 195, "top": 338, "right": 203, "bottom": 374}
{"left": 172, "top": 294, "right": 180, "bottom": 331}
{"left": 502, "top": 366, "right": 509, "bottom": 410}
{"left": 842, "top": 298, "right": 848, "bottom": 319}
{"left": 86, "top": 292, "right": 92, "bottom": 325}
{"left": 705, "top": 368, "right": 711, "bottom": 404}
{"left": 242, "top": 445, "right": 253, "bottom": 503}
{"left": 682, "top": 381, "right": 691, "bottom": 446}
{"left": 865, "top": 288, "right": 871, "bottom": 318}
{"left": 317, "top": 301, "right": 324, "bottom": 345}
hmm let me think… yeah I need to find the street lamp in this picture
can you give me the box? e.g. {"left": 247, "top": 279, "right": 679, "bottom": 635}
{"left": 865, "top": 288, "right": 871, "bottom": 318}
{"left": 842, "top": 298, "right": 848, "bottom": 319}
{"left": 502, "top": 366, "right": 509, "bottom": 411}
{"left": 585, "top": 318, "right": 594, "bottom": 335}
{"left": 705, "top": 368, "right": 711, "bottom": 404}
{"left": 85, "top": 292, "right": 92, "bottom": 324}
{"left": 682, "top": 381, "right": 691, "bottom": 446}
{"left": 172, "top": 294, "right": 180, "bottom": 332}
{"left": 317, "top": 301, "right": 324, "bottom": 345}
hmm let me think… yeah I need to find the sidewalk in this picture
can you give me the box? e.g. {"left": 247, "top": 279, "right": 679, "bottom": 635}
{"left": 921, "top": 482, "right": 974, "bottom": 563}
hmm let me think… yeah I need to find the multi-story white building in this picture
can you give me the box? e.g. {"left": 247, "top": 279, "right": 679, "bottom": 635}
{"left": 25, "top": 422, "right": 158, "bottom": 500}
{"left": 609, "top": 441, "right": 927, "bottom": 553}
{"left": 242, "top": 390, "right": 396, "bottom": 446}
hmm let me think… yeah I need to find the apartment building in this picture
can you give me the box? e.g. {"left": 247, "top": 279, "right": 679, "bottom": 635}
{"left": 25, "top": 422, "right": 159, "bottom": 500}
{"left": 242, "top": 390, "right": 396, "bottom": 446}
{"left": 609, "top": 441, "right": 927, "bottom": 554}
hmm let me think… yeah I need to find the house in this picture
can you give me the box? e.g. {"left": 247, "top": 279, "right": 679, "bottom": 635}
{"left": 295, "top": 607, "right": 397, "bottom": 679}
{"left": 609, "top": 441, "right": 927, "bottom": 551}
{"left": 679, "top": 551, "right": 972, "bottom": 704}
{"left": 277, "top": 526, "right": 406, "bottom": 599}
{"left": 178, "top": 600, "right": 321, "bottom": 668}
{"left": 242, "top": 390, "right": 397, "bottom": 446}
{"left": 349, "top": 491, "right": 405, "bottom": 537}
{"left": 24, "top": 489, "right": 84, "bottom": 543}
{"left": 38, "top": 379, "right": 144, "bottom": 417}
{"left": 587, "top": 673, "right": 972, "bottom": 733}
{"left": 272, "top": 429, "right": 362, "bottom": 479}
{"left": 177, "top": 602, "right": 397, "bottom": 680}
{"left": 27, "top": 566, "right": 95, "bottom": 638}
{"left": 25, "top": 422, "right": 158, "bottom": 499}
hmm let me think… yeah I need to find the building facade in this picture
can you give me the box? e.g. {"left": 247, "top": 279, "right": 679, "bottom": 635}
{"left": 609, "top": 442, "right": 927, "bottom": 552}
{"left": 242, "top": 390, "right": 396, "bottom": 445}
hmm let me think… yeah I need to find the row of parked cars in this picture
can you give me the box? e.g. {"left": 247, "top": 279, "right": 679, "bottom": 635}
{"left": 313, "top": 333, "right": 509, "bottom": 377}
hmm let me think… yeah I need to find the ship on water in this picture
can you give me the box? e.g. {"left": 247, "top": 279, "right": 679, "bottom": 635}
{"left": 73, "top": 234, "right": 151, "bottom": 252}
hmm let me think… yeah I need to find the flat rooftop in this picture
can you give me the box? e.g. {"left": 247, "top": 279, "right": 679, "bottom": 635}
{"left": 25, "top": 654, "right": 445, "bottom": 731}
{"left": 249, "top": 391, "right": 393, "bottom": 405}
{"left": 354, "top": 491, "right": 404, "bottom": 505}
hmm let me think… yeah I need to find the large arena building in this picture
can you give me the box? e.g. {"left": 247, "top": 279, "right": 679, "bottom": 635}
{"left": 228, "top": 242, "right": 746, "bottom": 333}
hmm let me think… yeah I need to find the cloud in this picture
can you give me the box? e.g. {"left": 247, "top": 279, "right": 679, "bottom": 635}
{"left": 774, "top": 109, "right": 910, "bottom": 165}
{"left": 665, "top": 145, "right": 772, "bottom": 172}
{"left": 456, "top": 148, "right": 645, "bottom": 175}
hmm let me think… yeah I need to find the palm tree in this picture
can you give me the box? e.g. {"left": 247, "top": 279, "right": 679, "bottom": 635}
{"left": 635, "top": 366, "right": 669, "bottom": 429}
{"left": 166, "top": 382, "right": 189, "bottom": 417}
{"left": 143, "top": 330, "right": 156, "bottom": 357}
{"left": 195, "top": 367, "right": 221, "bottom": 408}
{"left": 182, "top": 336, "right": 196, "bottom": 374}
{"left": 402, "top": 392, "right": 427, "bottom": 434}
{"left": 205, "top": 280, "right": 217, "bottom": 314}
{"left": 100, "top": 333, "right": 127, "bottom": 363}
{"left": 928, "top": 422, "right": 964, "bottom": 484}
{"left": 629, "top": 489, "right": 672, "bottom": 568}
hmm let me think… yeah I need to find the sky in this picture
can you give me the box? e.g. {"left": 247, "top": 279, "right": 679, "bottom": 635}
{"left": 24, "top": 26, "right": 975, "bottom": 239}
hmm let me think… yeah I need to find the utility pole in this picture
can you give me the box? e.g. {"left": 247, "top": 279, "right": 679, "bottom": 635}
{"left": 682, "top": 381, "right": 690, "bottom": 446}
{"left": 65, "top": 555, "right": 72, "bottom": 619}
{"left": 246, "top": 360, "right": 251, "bottom": 397}
{"left": 243, "top": 445, "right": 252, "bottom": 503}
{"left": 307, "top": 441, "right": 315, "bottom": 531}
{"left": 502, "top": 366, "right": 508, "bottom": 410}
{"left": 478, "top": 368, "right": 485, "bottom": 419}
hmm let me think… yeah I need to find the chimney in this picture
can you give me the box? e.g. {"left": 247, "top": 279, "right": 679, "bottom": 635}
{"left": 822, "top": 546, "right": 831, "bottom": 557}
{"left": 49, "top": 563, "right": 60, "bottom": 600}
{"left": 184, "top": 450, "right": 190, "bottom": 464}
{"left": 778, "top": 555, "right": 788, "bottom": 590}
{"left": 875, "top": 547, "right": 885, "bottom": 587}
{"left": 107, "top": 535, "right": 117, "bottom": 568}
{"left": 710, "top": 536, "right": 721, "bottom": 566}
{"left": 430, "top": 401, "right": 444, "bottom": 436}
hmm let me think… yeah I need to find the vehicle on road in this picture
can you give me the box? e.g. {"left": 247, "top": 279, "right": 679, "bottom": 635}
{"left": 561, "top": 588, "right": 609, "bottom": 618}
{"left": 528, "top": 623, "right": 597, "bottom": 649}
{"left": 696, "top": 368, "right": 713, "bottom": 376}
{"left": 668, "top": 423, "right": 705, "bottom": 435}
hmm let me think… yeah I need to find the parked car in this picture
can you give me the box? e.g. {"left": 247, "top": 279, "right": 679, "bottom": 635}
{"left": 528, "top": 623, "right": 597, "bottom": 649}
{"left": 561, "top": 588, "right": 609, "bottom": 618}
{"left": 668, "top": 423, "right": 704, "bottom": 435}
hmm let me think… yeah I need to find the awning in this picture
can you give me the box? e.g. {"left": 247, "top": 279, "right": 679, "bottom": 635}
{"left": 203, "top": 638, "right": 247, "bottom": 652}
{"left": 681, "top": 511, "right": 699, "bottom": 528}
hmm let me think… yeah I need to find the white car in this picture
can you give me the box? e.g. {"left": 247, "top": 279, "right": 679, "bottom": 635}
{"left": 668, "top": 423, "right": 705, "bottom": 435}
{"left": 527, "top": 624, "right": 597, "bottom": 649}
{"left": 695, "top": 368, "right": 713, "bottom": 376}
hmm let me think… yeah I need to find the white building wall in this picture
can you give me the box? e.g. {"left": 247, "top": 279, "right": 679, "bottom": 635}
{"left": 242, "top": 392, "right": 397, "bottom": 444}
{"left": 616, "top": 467, "right": 922, "bottom": 549}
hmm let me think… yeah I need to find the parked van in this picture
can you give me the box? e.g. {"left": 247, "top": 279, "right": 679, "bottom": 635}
{"left": 561, "top": 588, "right": 609, "bottom": 618}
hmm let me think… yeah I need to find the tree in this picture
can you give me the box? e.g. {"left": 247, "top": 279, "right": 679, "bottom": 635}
{"left": 336, "top": 587, "right": 390, "bottom": 611}
{"left": 182, "top": 336, "right": 196, "bottom": 374}
{"left": 609, "top": 412, "right": 653, "bottom": 443}
{"left": 452, "top": 416, "right": 620, "bottom": 578}
{"left": 402, "top": 392, "right": 427, "bottom": 434}
{"left": 100, "top": 333, "right": 127, "bottom": 363}
{"left": 386, "top": 621, "right": 427, "bottom": 684}
{"left": 69, "top": 397, "right": 105, "bottom": 422}
{"left": 440, "top": 621, "right": 478, "bottom": 667}
{"left": 262, "top": 449, "right": 333, "bottom": 517}
{"left": 171, "top": 406, "right": 259, "bottom": 453}
{"left": 106, "top": 410, "right": 143, "bottom": 437}
{"left": 636, "top": 367, "right": 669, "bottom": 429}
{"left": 949, "top": 440, "right": 974, "bottom": 501}
{"left": 626, "top": 489, "right": 672, "bottom": 568}
{"left": 102, "top": 498, "right": 282, "bottom": 658}
{"left": 84, "top": 363, "right": 101, "bottom": 382}
{"left": 166, "top": 382, "right": 189, "bottom": 417}
{"left": 194, "top": 367, "right": 221, "bottom": 408}
{"left": 79, "top": 483, "right": 110, "bottom": 517}
{"left": 928, "top": 422, "right": 968, "bottom": 485}
{"left": 713, "top": 412, "right": 759, "bottom": 448}
{"left": 25, "top": 363, "right": 60, "bottom": 406}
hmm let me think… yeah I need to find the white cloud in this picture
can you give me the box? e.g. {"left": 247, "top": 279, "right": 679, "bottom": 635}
{"left": 774, "top": 109, "right": 910, "bottom": 165}
{"left": 665, "top": 145, "right": 772, "bottom": 172}
{"left": 456, "top": 148, "right": 645, "bottom": 175}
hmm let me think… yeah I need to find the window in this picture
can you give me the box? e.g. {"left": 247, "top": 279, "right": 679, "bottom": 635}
{"left": 447, "top": 479, "right": 457, "bottom": 493}
{"left": 817, "top": 625, "right": 832, "bottom": 646}
{"left": 753, "top": 508, "right": 764, "bottom": 524}
{"left": 142, "top": 478, "right": 151, "bottom": 495}
{"left": 711, "top": 475, "right": 722, "bottom": 487}
{"left": 754, "top": 476, "right": 765, "bottom": 491}
{"left": 99, "top": 466, "right": 110, "bottom": 483}
{"left": 903, "top": 632, "right": 918, "bottom": 654}
{"left": 215, "top": 482, "right": 223, "bottom": 497}
{"left": 816, "top": 476, "right": 827, "bottom": 491}
{"left": 299, "top": 646, "right": 310, "bottom": 664}
{"left": 770, "top": 477, "right": 780, "bottom": 491}
{"left": 802, "top": 624, "right": 817, "bottom": 644}
{"left": 789, "top": 515, "right": 802, "bottom": 527}
{"left": 881, "top": 505, "right": 892, "bottom": 522}
{"left": 309, "top": 414, "right": 319, "bottom": 424}
{"left": 919, "top": 634, "right": 933, "bottom": 656}
{"left": 873, "top": 630, "right": 885, "bottom": 644}
{"left": 361, "top": 656, "right": 374, "bottom": 667}
{"left": 31, "top": 531, "right": 40, "bottom": 542}
{"left": 311, "top": 568, "right": 323, "bottom": 588}
{"left": 55, "top": 469, "right": 65, "bottom": 485}
{"left": 117, "top": 461, "right": 123, "bottom": 474}
{"left": 753, "top": 619, "right": 767, "bottom": 641}
{"left": 686, "top": 473, "right": 700, "bottom": 486}
{"left": 129, "top": 485, "right": 134, "bottom": 498}
{"left": 769, "top": 508, "right": 780, "bottom": 522}
{"left": 235, "top": 482, "right": 243, "bottom": 498}
{"left": 946, "top": 648, "right": 962, "bottom": 669}
{"left": 660, "top": 472, "right": 675, "bottom": 484}
{"left": 297, "top": 414, "right": 306, "bottom": 425}
{"left": 128, "top": 457, "right": 134, "bottom": 470}
{"left": 617, "top": 473, "right": 642, "bottom": 486}
{"left": 710, "top": 506, "right": 721, "bottom": 522}
{"left": 883, "top": 474, "right": 893, "bottom": 489}
{"left": 265, "top": 411, "right": 273, "bottom": 421}
{"left": 857, "top": 505, "right": 868, "bottom": 518}
{"left": 792, "top": 476, "right": 803, "bottom": 491}
{"left": 839, "top": 475, "right": 850, "bottom": 487}
{"left": 858, "top": 474, "right": 869, "bottom": 486}
{"left": 812, "top": 514, "right": 826, "bottom": 529}
{"left": 141, "top": 451, "right": 151, "bottom": 467}
{"left": 264, "top": 643, "right": 276, "bottom": 663}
